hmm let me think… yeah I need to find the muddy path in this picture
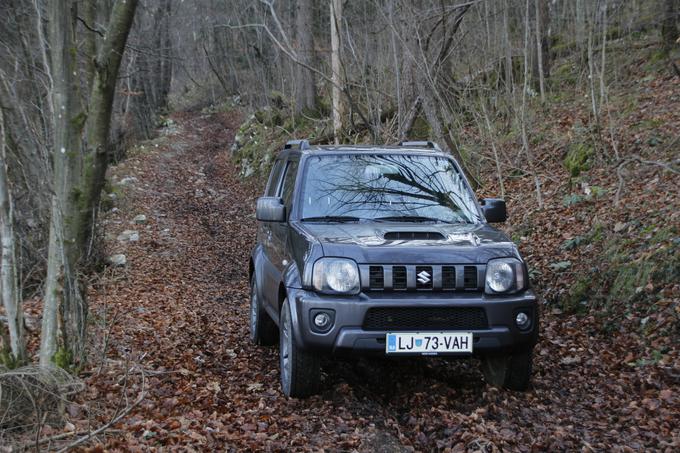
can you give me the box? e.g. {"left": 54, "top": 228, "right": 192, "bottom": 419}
{"left": 89, "top": 111, "right": 677, "bottom": 451}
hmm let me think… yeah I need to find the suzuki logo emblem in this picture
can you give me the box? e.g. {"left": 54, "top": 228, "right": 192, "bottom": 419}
{"left": 417, "top": 270, "right": 431, "bottom": 284}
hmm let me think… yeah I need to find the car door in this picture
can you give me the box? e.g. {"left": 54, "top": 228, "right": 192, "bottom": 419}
{"left": 259, "top": 159, "right": 284, "bottom": 309}
{"left": 266, "top": 157, "right": 299, "bottom": 313}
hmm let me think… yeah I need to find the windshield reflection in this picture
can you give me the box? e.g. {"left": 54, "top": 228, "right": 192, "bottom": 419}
{"left": 299, "top": 154, "right": 481, "bottom": 224}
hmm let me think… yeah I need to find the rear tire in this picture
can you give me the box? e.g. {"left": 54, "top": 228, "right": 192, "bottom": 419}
{"left": 481, "top": 347, "right": 533, "bottom": 391}
{"left": 279, "top": 298, "right": 321, "bottom": 398}
{"left": 249, "top": 277, "right": 277, "bottom": 346}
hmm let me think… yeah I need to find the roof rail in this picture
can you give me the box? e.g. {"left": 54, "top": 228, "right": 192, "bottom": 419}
{"left": 398, "top": 140, "right": 441, "bottom": 150}
{"left": 284, "top": 139, "right": 311, "bottom": 150}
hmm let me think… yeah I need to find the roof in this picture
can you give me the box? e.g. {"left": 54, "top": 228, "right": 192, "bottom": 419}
{"left": 280, "top": 140, "right": 447, "bottom": 157}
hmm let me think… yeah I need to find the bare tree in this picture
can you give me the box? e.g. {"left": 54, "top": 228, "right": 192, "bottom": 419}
{"left": 534, "top": 0, "right": 548, "bottom": 102}
{"left": 40, "top": 0, "right": 138, "bottom": 367}
{"left": 330, "top": 0, "right": 344, "bottom": 143}
{"left": 78, "top": 0, "right": 139, "bottom": 256}
{"left": 661, "top": 0, "right": 679, "bottom": 53}
{"left": 503, "top": 0, "right": 514, "bottom": 94}
{"left": 40, "top": 0, "right": 86, "bottom": 367}
{"left": 576, "top": 0, "right": 587, "bottom": 65}
{"left": 520, "top": 0, "right": 543, "bottom": 208}
{"left": 294, "top": 0, "right": 316, "bottom": 113}
{"left": 0, "top": 104, "right": 25, "bottom": 364}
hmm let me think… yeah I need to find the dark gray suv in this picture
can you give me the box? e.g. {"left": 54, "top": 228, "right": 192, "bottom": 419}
{"left": 249, "top": 140, "right": 538, "bottom": 397}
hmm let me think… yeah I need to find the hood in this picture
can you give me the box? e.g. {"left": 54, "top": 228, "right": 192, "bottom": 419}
{"left": 293, "top": 221, "right": 519, "bottom": 264}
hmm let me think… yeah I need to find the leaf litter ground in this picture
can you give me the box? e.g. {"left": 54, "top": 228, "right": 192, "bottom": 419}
{"left": 77, "top": 110, "right": 679, "bottom": 452}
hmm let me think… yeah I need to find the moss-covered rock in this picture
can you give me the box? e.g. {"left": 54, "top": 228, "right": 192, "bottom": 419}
{"left": 561, "top": 278, "right": 591, "bottom": 314}
{"left": 232, "top": 102, "right": 331, "bottom": 179}
{"left": 603, "top": 226, "right": 678, "bottom": 304}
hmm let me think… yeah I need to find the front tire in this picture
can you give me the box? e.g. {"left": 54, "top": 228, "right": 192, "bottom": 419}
{"left": 249, "top": 277, "right": 277, "bottom": 346}
{"left": 279, "top": 298, "right": 321, "bottom": 398}
{"left": 481, "top": 347, "right": 533, "bottom": 391}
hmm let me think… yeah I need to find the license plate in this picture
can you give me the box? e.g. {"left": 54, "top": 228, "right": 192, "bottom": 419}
{"left": 385, "top": 332, "right": 473, "bottom": 355}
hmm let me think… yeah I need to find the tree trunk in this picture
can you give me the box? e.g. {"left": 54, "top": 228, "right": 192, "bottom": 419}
{"left": 40, "top": 0, "right": 138, "bottom": 368}
{"left": 41, "top": 0, "right": 85, "bottom": 367}
{"left": 521, "top": 0, "right": 543, "bottom": 208}
{"left": 534, "top": 0, "right": 549, "bottom": 102}
{"left": 503, "top": 0, "right": 514, "bottom": 94}
{"left": 330, "top": 0, "right": 343, "bottom": 143}
{"left": 576, "top": 0, "right": 587, "bottom": 65}
{"left": 294, "top": 0, "right": 316, "bottom": 113}
{"left": 587, "top": 14, "right": 599, "bottom": 124}
{"left": 0, "top": 104, "right": 25, "bottom": 364}
{"left": 661, "top": 0, "right": 679, "bottom": 53}
{"left": 77, "top": 0, "right": 138, "bottom": 258}
{"left": 600, "top": 0, "right": 608, "bottom": 109}
{"left": 82, "top": 0, "right": 97, "bottom": 91}
{"left": 159, "top": 0, "right": 173, "bottom": 112}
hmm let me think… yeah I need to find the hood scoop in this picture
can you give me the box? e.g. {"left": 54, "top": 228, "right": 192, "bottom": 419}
{"left": 384, "top": 231, "right": 445, "bottom": 241}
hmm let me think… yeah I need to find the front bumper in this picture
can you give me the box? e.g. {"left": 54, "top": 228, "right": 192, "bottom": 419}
{"left": 287, "top": 288, "right": 539, "bottom": 356}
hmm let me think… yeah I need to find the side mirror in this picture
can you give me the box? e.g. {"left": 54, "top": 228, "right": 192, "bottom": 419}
{"left": 481, "top": 198, "right": 507, "bottom": 223}
{"left": 256, "top": 197, "right": 286, "bottom": 222}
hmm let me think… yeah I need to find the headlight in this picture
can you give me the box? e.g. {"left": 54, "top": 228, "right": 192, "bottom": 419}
{"left": 485, "top": 258, "right": 526, "bottom": 294}
{"left": 312, "top": 258, "right": 360, "bottom": 295}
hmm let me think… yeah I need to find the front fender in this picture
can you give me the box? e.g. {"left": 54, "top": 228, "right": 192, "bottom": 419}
{"left": 251, "top": 244, "right": 265, "bottom": 299}
{"left": 282, "top": 260, "right": 302, "bottom": 289}
{"left": 285, "top": 286, "right": 310, "bottom": 351}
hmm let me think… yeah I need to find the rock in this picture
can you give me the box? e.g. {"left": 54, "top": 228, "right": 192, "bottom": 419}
{"left": 107, "top": 254, "right": 127, "bottom": 267}
{"left": 133, "top": 214, "right": 147, "bottom": 224}
{"left": 242, "top": 162, "right": 255, "bottom": 178}
{"left": 561, "top": 356, "right": 581, "bottom": 365}
{"left": 614, "top": 221, "right": 626, "bottom": 232}
{"left": 24, "top": 315, "right": 40, "bottom": 332}
{"left": 117, "top": 229, "right": 139, "bottom": 242}
{"left": 117, "top": 176, "right": 138, "bottom": 186}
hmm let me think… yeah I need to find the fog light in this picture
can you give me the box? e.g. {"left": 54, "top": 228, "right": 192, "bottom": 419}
{"left": 515, "top": 312, "right": 530, "bottom": 329}
{"left": 314, "top": 313, "right": 331, "bottom": 329}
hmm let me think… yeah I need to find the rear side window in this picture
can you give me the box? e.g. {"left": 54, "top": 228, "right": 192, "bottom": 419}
{"left": 265, "top": 160, "right": 284, "bottom": 196}
{"left": 280, "top": 160, "right": 299, "bottom": 212}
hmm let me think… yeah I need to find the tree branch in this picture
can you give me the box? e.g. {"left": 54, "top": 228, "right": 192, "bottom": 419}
{"left": 76, "top": 15, "right": 105, "bottom": 38}
{"left": 219, "top": 21, "right": 379, "bottom": 139}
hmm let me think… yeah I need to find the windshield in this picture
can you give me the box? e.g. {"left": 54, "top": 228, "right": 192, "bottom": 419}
{"left": 299, "top": 154, "right": 482, "bottom": 223}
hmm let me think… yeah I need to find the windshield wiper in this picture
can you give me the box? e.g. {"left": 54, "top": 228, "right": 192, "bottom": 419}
{"left": 301, "top": 215, "right": 363, "bottom": 223}
{"left": 375, "top": 215, "right": 464, "bottom": 224}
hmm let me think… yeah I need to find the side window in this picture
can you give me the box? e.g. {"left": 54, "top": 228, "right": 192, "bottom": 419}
{"left": 280, "top": 160, "right": 299, "bottom": 213}
{"left": 265, "top": 160, "right": 284, "bottom": 196}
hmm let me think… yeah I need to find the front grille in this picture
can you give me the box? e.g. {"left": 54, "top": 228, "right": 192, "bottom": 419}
{"left": 442, "top": 266, "right": 456, "bottom": 290}
{"left": 464, "top": 266, "right": 478, "bottom": 289}
{"left": 363, "top": 307, "right": 489, "bottom": 331}
{"left": 359, "top": 264, "right": 484, "bottom": 292}
{"left": 393, "top": 266, "right": 407, "bottom": 290}
{"left": 369, "top": 266, "right": 384, "bottom": 290}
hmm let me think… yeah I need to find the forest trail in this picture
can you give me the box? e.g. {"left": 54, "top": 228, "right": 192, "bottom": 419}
{"left": 87, "top": 111, "right": 678, "bottom": 451}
